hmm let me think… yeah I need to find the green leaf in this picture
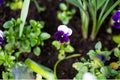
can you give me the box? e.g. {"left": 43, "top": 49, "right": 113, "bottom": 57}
{"left": 30, "top": 38, "right": 37, "bottom": 47}
{"left": 95, "top": 41, "right": 102, "bottom": 50}
{"left": 60, "top": 3, "right": 67, "bottom": 11}
{"left": 40, "top": 32, "right": 51, "bottom": 40}
{"left": 37, "top": 21, "right": 44, "bottom": 29}
{"left": 34, "top": 28, "right": 41, "bottom": 36}
{"left": 33, "top": 47, "right": 41, "bottom": 56}
{"left": 20, "top": 40, "right": 31, "bottom": 53}
{"left": 100, "top": 66, "right": 111, "bottom": 77}
{"left": 114, "top": 48, "right": 120, "bottom": 58}
{"left": 15, "top": 51, "right": 22, "bottom": 58}
{"left": 19, "top": 0, "right": 30, "bottom": 37}
{"left": 113, "top": 35, "right": 120, "bottom": 44}
{"left": 30, "top": 20, "right": 37, "bottom": 27}
{"left": 64, "top": 45, "right": 74, "bottom": 53}
{"left": 87, "top": 50, "right": 96, "bottom": 60}
{"left": 7, "top": 36, "right": 15, "bottom": 44}
{"left": 73, "top": 71, "right": 84, "bottom": 80}
{"left": 29, "top": 33, "right": 37, "bottom": 38}
{"left": 0, "top": 51, "right": 5, "bottom": 61}
{"left": 73, "top": 62, "right": 84, "bottom": 71}
{"left": 67, "top": 0, "right": 80, "bottom": 8}
{"left": 91, "top": 0, "right": 106, "bottom": 10}
{"left": 25, "top": 58, "right": 57, "bottom": 80}
{"left": 52, "top": 41, "right": 61, "bottom": 50}
{"left": 5, "top": 44, "right": 13, "bottom": 51}
{"left": 97, "top": 73, "right": 106, "bottom": 80}
{"left": 9, "top": 56, "right": 16, "bottom": 61}
{"left": 3, "top": 21, "right": 14, "bottom": 28}
{"left": 73, "top": 62, "right": 88, "bottom": 72}
{"left": 2, "top": 71, "right": 9, "bottom": 80}
{"left": 0, "top": 60, "right": 3, "bottom": 66}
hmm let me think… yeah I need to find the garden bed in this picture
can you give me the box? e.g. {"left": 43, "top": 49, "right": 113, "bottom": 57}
{"left": 0, "top": 0, "right": 120, "bottom": 79}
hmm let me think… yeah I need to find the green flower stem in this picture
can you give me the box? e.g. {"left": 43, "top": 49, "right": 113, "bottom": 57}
{"left": 31, "top": 0, "right": 46, "bottom": 13}
{"left": 53, "top": 59, "right": 62, "bottom": 79}
{"left": 53, "top": 54, "right": 80, "bottom": 78}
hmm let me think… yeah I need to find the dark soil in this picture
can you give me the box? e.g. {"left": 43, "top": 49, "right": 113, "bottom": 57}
{"left": 0, "top": 0, "right": 120, "bottom": 79}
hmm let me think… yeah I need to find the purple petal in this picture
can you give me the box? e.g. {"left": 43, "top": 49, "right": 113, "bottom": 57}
{"left": 0, "top": 0, "right": 4, "bottom": 4}
{"left": 96, "top": 54, "right": 106, "bottom": 62}
{"left": 112, "top": 10, "right": 120, "bottom": 21}
{"left": 0, "top": 31, "right": 4, "bottom": 46}
{"left": 54, "top": 31, "right": 69, "bottom": 43}
{"left": 113, "top": 22, "right": 120, "bottom": 29}
{"left": 0, "top": 38, "right": 4, "bottom": 46}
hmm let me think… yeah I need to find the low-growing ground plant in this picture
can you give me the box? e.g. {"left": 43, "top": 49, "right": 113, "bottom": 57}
{"left": 3, "top": 18, "right": 50, "bottom": 56}
{"left": 52, "top": 25, "right": 80, "bottom": 78}
{"left": 73, "top": 41, "right": 120, "bottom": 80}
{"left": 57, "top": 3, "right": 76, "bottom": 25}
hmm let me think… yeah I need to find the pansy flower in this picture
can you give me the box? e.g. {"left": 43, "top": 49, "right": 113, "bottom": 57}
{"left": 0, "top": 30, "right": 4, "bottom": 46}
{"left": 96, "top": 54, "right": 106, "bottom": 62}
{"left": 112, "top": 10, "right": 120, "bottom": 29}
{"left": 0, "top": 0, "right": 4, "bottom": 4}
{"left": 54, "top": 25, "right": 72, "bottom": 43}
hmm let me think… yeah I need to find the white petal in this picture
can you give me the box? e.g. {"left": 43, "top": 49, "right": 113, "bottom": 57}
{"left": 58, "top": 25, "right": 68, "bottom": 34}
{"left": 82, "top": 72, "right": 97, "bottom": 80}
{"left": 67, "top": 28, "right": 72, "bottom": 36}
{"left": 58, "top": 25, "right": 72, "bottom": 36}
{"left": 0, "top": 30, "right": 3, "bottom": 36}
{"left": 0, "top": 30, "right": 3, "bottom": 38}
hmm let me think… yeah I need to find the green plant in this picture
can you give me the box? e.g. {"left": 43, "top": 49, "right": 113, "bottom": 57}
{"left": 73, "top": 41, "right": 120, "bottom": 80}
{"left": 0, "top": 43, "right": 30, "bottom": 79}
{"left": 0, "top": 0, "right": 51, "bottom": 79}
{"left": 31, "top": 0, "right": 46, "bottom": 13}
{"left": 6, "top": 0, "right": 23, "bottom": 10}
{"left": 57, "top": 3, "right": 76, "bottom": 25}
{"left": 67, "top": 0, "right": 120, "bottom": 40}
{"left": 3, "top": 18, "right": 50, "bottom": 56}
{"left": 52, "top": 25, "right": 80, "bottom": 79}
{"left": 0, "top": 18, "right": 50, "bottom": 79}
{"left": 52, "top": 40, "right": 80, "bottom": 79}
{"left": 25, "top": 58, "right": 57, "bottom": 80}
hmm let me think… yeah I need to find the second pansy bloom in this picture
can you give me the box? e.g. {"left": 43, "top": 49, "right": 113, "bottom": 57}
{"left": 112, "top": 10, "right": 120, "bottom": 29}
{"left": 0, "top": 0, "right": 4, "bottom": 4}
{"left": 54, "top": 25, "right": 72, "bottom": 43}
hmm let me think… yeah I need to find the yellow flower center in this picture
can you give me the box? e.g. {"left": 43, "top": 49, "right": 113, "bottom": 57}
{"left": 61, "top": 35, "right": 64, "bottom": 38}
{"left": 110, "top": 62, "right": 119, "bottom": 69}
{"left": 117, "top": 20, "right": 120, "bottom": 23}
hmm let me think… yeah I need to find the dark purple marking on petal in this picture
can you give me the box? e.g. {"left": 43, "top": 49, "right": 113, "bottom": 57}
{"left": 0, "top": 0, "right": 4, "bottom": 4}
{"left": 112, "top": 10, "right": 120, "bottom": 21}
{"left": 96, "top": 54, "right": 106, "bottom": 62}
{"left": 54, "top": 30, "right": 69, "bottom": 43}
{"left": 113, "top": 22, "right": 120, "bottom": 29}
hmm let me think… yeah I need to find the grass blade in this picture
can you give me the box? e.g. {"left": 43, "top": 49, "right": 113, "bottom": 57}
{"left": 19, "top": 0, "right": 30, "bottom": 37}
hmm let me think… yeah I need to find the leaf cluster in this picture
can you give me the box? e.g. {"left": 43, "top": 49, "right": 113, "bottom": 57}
{"left": 57, "top": 3, "right": 76, "bottom": 25}
{"left": 3, "top": 18, "right": 51, "bottom": 56}
{"left": 73, "top": 41, "right": 120, "bottom": 80}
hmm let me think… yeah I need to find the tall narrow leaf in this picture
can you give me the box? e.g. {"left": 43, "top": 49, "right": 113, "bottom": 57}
{"left": 19, "top": 0, "right": 30, "bottom": 37}
{"left": 25, "top": 58, "right": 57, "bottom": 80}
